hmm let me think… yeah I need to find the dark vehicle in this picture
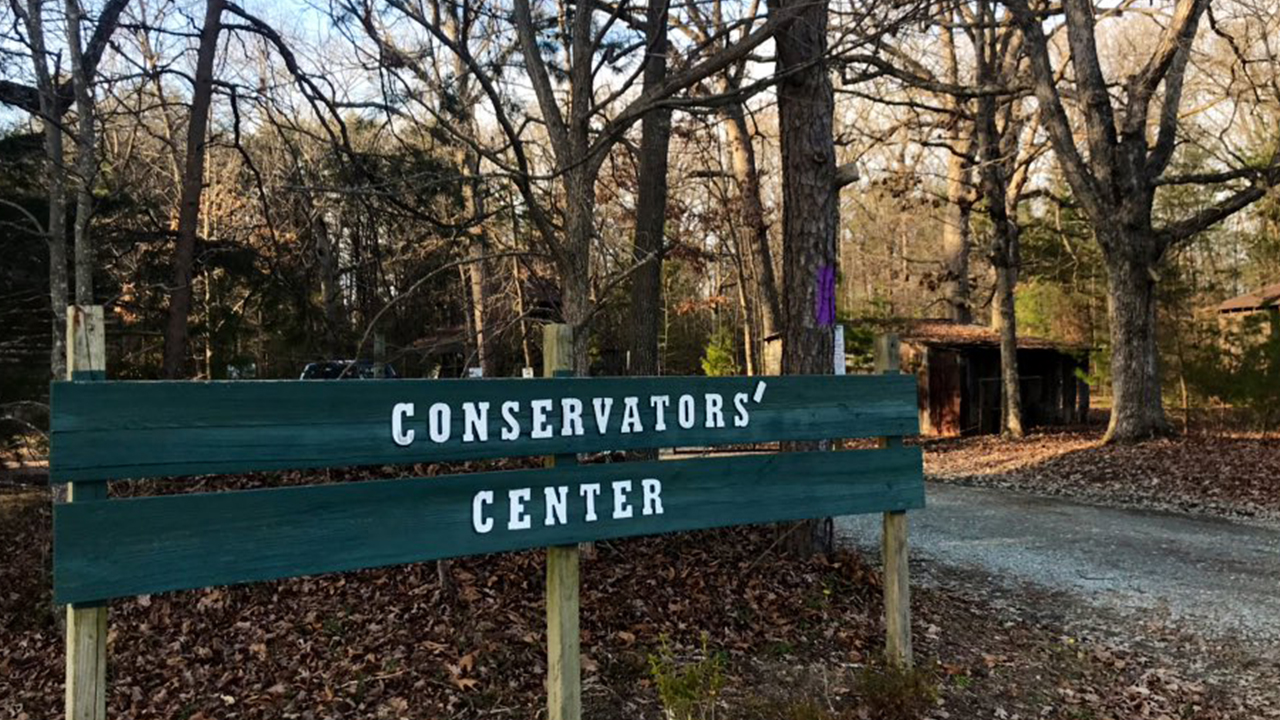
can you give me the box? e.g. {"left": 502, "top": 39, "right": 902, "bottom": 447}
{"left": 299, "top": 360, "right": 398, "bottom": 379}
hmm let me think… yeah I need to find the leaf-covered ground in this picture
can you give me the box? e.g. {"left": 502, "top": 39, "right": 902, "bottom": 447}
{"left": 925, "top": 429, "right": 1280, "bottom": 520}
{"left": 4, "top": 467, "right": 1277, "bottom": 719}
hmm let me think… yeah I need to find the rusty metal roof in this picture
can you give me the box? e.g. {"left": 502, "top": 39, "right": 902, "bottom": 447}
{"left": 896, "top": 320, "right": 1087, "bottom": 352}
{"left": 1218, "top": 282, "right": 1280, "bottom": 313}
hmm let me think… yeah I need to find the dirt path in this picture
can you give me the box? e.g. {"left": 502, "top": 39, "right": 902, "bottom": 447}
{"left": 838, "top": 482, "right": 1280, "bottom": 644}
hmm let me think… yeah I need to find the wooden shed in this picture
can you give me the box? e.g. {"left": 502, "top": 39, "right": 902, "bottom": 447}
{"left": 894, "top": 321, "right": 1090, "bottom": 437}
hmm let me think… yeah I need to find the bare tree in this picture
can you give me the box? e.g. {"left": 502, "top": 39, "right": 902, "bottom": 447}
{"left": 162, "top": 0, "right": 226, "bottom": 378}
{"left": 1006, "top": 0, "right": 1280, "bottom": 442}
{"left": 6, "top": 0, "right": 128, "bottom": 378}
{"left": 972, "top": 0, "right": 1024, "bottom": 437}
{"left": 629, "top": 0, "right": 673, "bottom": 378}
{"left": 10, "top": 0, "right": 69, "bottom": 379}
{"left": 65, "top": 0, "right": 97, "bottom": 305}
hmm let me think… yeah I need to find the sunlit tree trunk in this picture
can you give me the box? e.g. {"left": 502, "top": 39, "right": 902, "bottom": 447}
{"left": 774, "top": 0, "right": 837, "bottom": 556}
{"left": 163, "top": 0, "right": 225, "bottom": 378}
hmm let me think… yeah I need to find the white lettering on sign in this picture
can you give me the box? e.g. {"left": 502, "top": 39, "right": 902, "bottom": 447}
{"left": 463, "top": 402, "right": 489, "bottom": 443}
{"left": 501, "top": 401, "right": 521, "bottom": 440}
{"left": 704, "top": 394, "right": 725, "bottom": 429}
{"left": 508, "top": 488, "right": 532, "bottom": 530}
{"left": 472, "top": 491, "right": 495, "bottom": 533}
{"left": 650, "top": 395, "right": 670, "bottom": 431}
{"left": 391, "top": 403, "right": 415, "bottom": 446}
{"left": 428, "top": 403, "right": 451, "bottom": 443}
{"left": 580, "top": 483, "right": 601, "bottom": 522}
{"left": 390, "top": 384, "right": 771, "bottom": 447}
{"left": 530, "top": 399, "right": 554, "bottom": 439}
{"left": 470, "top": 478, "right": 665, "bottom": 535}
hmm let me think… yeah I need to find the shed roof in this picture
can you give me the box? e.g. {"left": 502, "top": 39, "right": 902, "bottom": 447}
{"left": 897, "top": 320, "right": 1086, "bottom": 352}
{"left": 1218, "top": 281, "right": 1280, "bottom": 314}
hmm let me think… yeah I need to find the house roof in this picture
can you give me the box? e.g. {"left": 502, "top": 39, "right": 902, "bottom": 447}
{"left": 1218, "top": 282, "right": 1280, "bottom": 314}
{"left": 896, "top": 320, "right": 1087, "bottom": 352}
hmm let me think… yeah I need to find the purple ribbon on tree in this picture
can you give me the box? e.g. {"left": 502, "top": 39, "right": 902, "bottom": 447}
{"left": 814, "top": 265, "right": 836, "bottom": 326}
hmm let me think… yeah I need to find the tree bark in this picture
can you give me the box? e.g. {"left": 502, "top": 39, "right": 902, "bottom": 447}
{"left": 628, "top": 0, "right": 671, "bottom": 379}
{"left": 1103, "top": 243, "right": 1170, "bottom": 441}
{"left": 974, "top": 0, "right": 1022, "bottom": 437}
{"left": 163, "top": 0, "right": 225, "bottom": 378}
{"left": 65, "top": 0, "right": 96, "bottom": 306}
{"left": 19, "top": 0, "right": 69, "bottom": 380}
{"left": 1003, "top": 0, "right": 1254, "bottom": 443}
{"left": 941, "top": 142, "right": 974, "bottom": 323}
{"left": 721, "top": 100, "right": 781, "bottom": 348}
{"left": 939, "top": 21, "right": 973, "bottom": 324}
{"left": 313, "top": 212, "right": 344, "bottom": 356}
{"left": 774, "top": 0, "right": 837, "bottom": 557}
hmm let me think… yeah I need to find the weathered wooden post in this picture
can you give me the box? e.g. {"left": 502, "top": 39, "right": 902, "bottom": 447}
{"left": 543, "top": 323, "right": 581, "bottom": 720}
{"left": 875, "top": 333, "right": 913, "bottom": 668}
{"left": 65, "top": 305, "right": 108, "bottom": 720}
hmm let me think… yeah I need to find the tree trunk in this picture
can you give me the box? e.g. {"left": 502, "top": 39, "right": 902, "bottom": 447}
{"left": 162, "top": 0, "right": 225, "bottom": 379}
{"left": 65, "top": 0, "right": 96, "bottom": 305}
{"left": 628, "top": 0, "right": 671, "bottom": 379}
{"left": 313, "top": 213, "right": 343, "bottom": 355}
{"left": 973, "top": 0, "right": 1023, "bottom": 437}
{"left": 21, "top": 0, "right": 68, "bottom": 380}
{"left": 721, "top": 101, "right": 782, "bottom": 352}
{"left": 1103, "top": 246, "right": 1171, "bottom": 442}
{"left": 774, "top": 0, "right": 837, "bottom": 557}
{"left": 941, "top": 144, "right": 973, "bottom": 323}
{"left": 992, "top": 263, "right": 1024, "bottom": 437}
{"left": 561, "top": 165, "right": 594, "bottom": 375}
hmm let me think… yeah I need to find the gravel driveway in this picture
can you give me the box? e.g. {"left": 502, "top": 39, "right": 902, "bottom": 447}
{"left": 837, "top": 482, "right": 1280, "bottom": 643}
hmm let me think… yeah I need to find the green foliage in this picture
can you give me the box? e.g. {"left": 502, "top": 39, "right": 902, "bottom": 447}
{"left": 841, "top": 323, "right": 878, "bottom": 373}
{"left": 852, "top": 661, "right": 938, "bottom": 720}
{"left": 648, "top": 634, "right": 727, "bottom": 720}
{"left": 1185, "top": 311, "right": 1280, "bottom": 431}
{"left": 701, "top": 326, "right": 740, "bottom": 377}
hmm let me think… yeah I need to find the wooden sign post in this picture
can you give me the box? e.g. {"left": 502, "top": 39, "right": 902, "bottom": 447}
{"left": 875, "top": 333, "right": 912, "bottom": 668}
{"left": 543, "top": 324, "right": 581, "bottom": 720}
{"left": 50, "top": 332, "right": 925, "bottom": 715}
{"left": 65, "top": 305, "right": 107, "bottom": 720}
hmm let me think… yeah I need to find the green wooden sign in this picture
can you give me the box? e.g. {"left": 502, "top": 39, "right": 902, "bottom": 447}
{"left": 54, "top": 448, "right": 922, "bottom": 604}
{"left": 51, "top": 373, "right": 924, "bottom": 605}
{"left": 50, "top": 375, "right": 918, "bottom": 481}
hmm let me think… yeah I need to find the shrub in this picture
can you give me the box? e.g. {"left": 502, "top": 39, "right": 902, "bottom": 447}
{"left": 648, "top": 634, "right": 727, "bottom": 720}
{"left": 701, "top": 327, "right": 740, "bottom": 377}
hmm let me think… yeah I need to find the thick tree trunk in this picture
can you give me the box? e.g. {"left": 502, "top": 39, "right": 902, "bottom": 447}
{"left": 1103, "top": 246, "right": 1170, "bottom": 442}
{"left": 561, "top": 166, "right": 594, "bottom": 376}
{"left": 628, "top": 0, "right": 671, "bottom": 379}
{"left": 774, "top": 0, "right": 837, "bottom": 557}
{"left": 721, "top": 101, "right": 782, "bottom": 353}
{"left": 162, "top": 0, "right": 224, "bottom": 379}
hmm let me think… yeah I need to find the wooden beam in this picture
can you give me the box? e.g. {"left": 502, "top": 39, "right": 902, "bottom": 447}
{"left": 65, "top": 305, "right": 107, "bottom": 720}
{"left": 543, "top": 324, "right": 580, "bottom": 720}
{"left": 882, "top": 510, "right": 912, "bottom": 668}
{"left": 875, "top": 332, "right": 913, "bottom": 668}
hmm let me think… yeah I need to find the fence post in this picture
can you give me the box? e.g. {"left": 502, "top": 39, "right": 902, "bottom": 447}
{"left": 65, "top": 305, "right": 108, "bottom": 720}
{"left": 543, "top": 324, "right": 580, "bottom": 720}
{"left": 874, "top": 333, "right": 913, "bottom": 668}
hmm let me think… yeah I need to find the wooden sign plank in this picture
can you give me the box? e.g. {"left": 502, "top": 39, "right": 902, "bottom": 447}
{"left": 50, "top": 374, "right": 918, "bottom": 482}
{"left": 53, "top": 447, "right": 924, "bottom": 604}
